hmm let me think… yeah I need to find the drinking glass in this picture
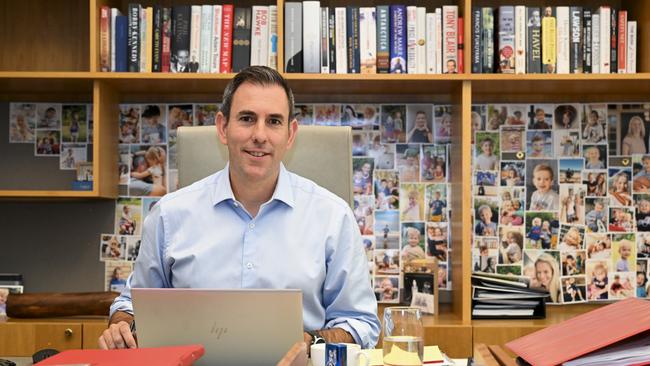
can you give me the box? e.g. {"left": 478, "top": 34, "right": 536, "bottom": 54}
{"left": 382, "top": 307, "right": 424, "bottom": 366}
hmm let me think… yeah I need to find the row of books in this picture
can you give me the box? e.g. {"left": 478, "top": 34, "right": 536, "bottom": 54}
{"left": 284, "top": 3, "right": 463, "bottom": 74}
{"left": 473, "top": 6, "right": 637, "bottom": 74}
{"left": 471, "top": 272, "right": 548, "bottom": 319}
{"left": 99, "top": 4, "right": 278, "bottom": 73}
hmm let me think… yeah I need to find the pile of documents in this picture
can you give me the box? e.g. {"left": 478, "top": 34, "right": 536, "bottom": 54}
{"left": 471, "top": 272, "right": 549, "bottom": 319}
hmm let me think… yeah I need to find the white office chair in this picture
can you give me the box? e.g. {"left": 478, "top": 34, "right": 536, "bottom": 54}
{"left": 177, "top": 125, "right": 353, "bottom": 206}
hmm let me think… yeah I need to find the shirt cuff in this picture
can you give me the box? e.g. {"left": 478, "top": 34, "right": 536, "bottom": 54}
{"left": 326, "top": 318, "right": 375, "bottom": 349}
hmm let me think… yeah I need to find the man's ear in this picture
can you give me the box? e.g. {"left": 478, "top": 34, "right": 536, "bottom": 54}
{"left": 286, "top": 118, "right": 299, "bottom": 149}
{"left": 216, "top": 111, "right": 228, "bottom": 145}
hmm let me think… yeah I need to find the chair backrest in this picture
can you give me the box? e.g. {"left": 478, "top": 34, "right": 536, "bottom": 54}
{"left": 177, "top": 125, "right": 353, "bottom": 206}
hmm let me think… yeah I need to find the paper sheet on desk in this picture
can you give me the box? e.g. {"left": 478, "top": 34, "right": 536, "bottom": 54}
{"left": 363, "top": 346, "right": 445, "bottom": 365}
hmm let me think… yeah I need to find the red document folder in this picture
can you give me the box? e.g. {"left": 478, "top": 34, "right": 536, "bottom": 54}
{"left": 35, "top": 344, "right": 204, "bottom": 366}
{"left": 506, "top": 298, "right": 650, "bottom": 366}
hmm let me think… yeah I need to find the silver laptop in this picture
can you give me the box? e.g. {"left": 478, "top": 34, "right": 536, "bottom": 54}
{"left": 132, "top": 288, "right": 303, "bottom": 366}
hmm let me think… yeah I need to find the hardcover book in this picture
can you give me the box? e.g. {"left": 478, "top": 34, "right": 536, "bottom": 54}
{"left": 582, "top": 9, "right": 592, "bottom": 73}
{"left": 189, "top": 5, "right": 201, "bottom": 72}
{"left": 377, "top": 6, "right": 390, "bottom": 73}
{"left": 498, "top": 6, "right": 515, "bottom": 73}
{"left": 284, "top": 2, "right": 303, "bottom": 72}
{"left": 127, "top": 3, "right": 141, "bottom": 72}
{"left": 161, "top": 7, "right": 171, "bottom": 73}
{"left": 569, "top": 7, "right": 582, "bottom": 73}
{"left": 360, "top": 7, "right": 377, "bottom": 74}
{"left": 268, "top": 5, "right": 278, "bottom": 69}
{"left": 526, "top": 7, "right": 542, "bottom": 74}
{"left": 199, "top": 5, "right": 214, "bottom": 73}
{"left": 472, "top": 8, "right": 482, "bottom": 73}
{"left": 232, "top": 7, "right": 252, "bottom": 72}
{"left": 346, "top": 6, "right": 360, "bottom": 73}
{"left": 210, "top": 5, "right": 222, "bottom": 73}
{"left": 152, "top": 5, "right": 162, "bottom": 72}
{"left": 442, "top": 6, "right": 458, "bottom": 73}
{"left": 389, "top": 5, "right": 406, "bottom": 74}
{"left": 303, "top": 1, "right": 320, "bottom": 73}
{"left": 220, "top": 5, "right": 233, "bottom": 73}
{"left": 514, "top": 6, "right": 526, "bottom": 74}
{"left": 171, "top": 5, "right": 191, "bottom": 73}
{"left": 250, "top": 5, "right": 269, "bottom": 67}
{"left": 555, "top": 6, "right": 569, "bottom": 74}
{"left": 541, "top": 6, "right": 556, "bottom": 73}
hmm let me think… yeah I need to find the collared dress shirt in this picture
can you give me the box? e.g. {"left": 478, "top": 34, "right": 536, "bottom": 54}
{"left": 110, "top": 163, "right": 380, "bottom": 348}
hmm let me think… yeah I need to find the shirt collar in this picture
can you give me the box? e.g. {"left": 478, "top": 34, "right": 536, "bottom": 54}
{"left": 211, "top": 162, "right": 295, "bottom": 208}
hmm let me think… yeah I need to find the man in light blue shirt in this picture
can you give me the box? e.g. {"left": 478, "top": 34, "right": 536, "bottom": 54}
{"left": 99, "top": 66, "right": 380, "bottom": 353}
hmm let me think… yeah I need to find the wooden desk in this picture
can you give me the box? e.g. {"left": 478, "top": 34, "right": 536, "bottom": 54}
{"left": 0, "top": 316, "right": 108, "bottom": 356}
{"left": 473, "top": 344, "right": 517, "bottom": 366}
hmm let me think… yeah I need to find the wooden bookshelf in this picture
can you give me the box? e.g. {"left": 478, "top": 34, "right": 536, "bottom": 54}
{"left": 1, "top": 0, "right": 650, "bottom": 358}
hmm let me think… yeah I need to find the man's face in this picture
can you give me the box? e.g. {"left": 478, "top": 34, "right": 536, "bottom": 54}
{"left": 177, "top": 50, "right": 189, "bottom": 67}
{"left": 217, "top": 83, "right": 297, "bottom": 186}
{"left": 446, "top": 60, "right": 456, "bottom": 73}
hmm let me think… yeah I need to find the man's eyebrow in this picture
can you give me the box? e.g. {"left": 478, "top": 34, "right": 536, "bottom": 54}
{"left": 236, "top": 110, "right": 256, "bottom": 116}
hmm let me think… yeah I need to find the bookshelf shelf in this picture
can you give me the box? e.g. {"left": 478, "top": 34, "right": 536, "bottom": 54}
{"left": 0, "top": 190, "right": 101, "bottom": 198}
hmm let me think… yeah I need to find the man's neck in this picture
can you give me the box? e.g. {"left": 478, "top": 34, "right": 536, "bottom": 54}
{"left": 229, "top": 169, "right": 278, "bottom": 218}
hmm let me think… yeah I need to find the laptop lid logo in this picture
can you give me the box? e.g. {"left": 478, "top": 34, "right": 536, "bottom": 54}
{"left": 210, "top": 323, "right": 228, "bottom": 339}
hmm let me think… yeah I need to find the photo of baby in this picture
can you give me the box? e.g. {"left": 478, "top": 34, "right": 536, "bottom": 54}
{"left": 400, "top": 183, "right": 424, "bottom": 221}
{"left": 374, "top": 276, "right": 399, "bottom": 302}
{"left": 582, "top": 145, "right": 607, "bottom": 170}
{"left": 128, "top": 145, "right": 167, "bottom": 197}
{"left": 586, "top": 260, "right": 609, "bottom": 300}
{"left": 475, "top": 132, "right": 500, "bottom": 170}
{"left": 401, "top": 222, "right": 426, "bottom": 262}
{"left": 474, "top": 197, "right": 499, "bottom": 237}
{"left": 612, "top": 234, "right": 636, "bottom": 272}
{"left": 526, "top": 131, "right": 553, "bottom": 158}
{"left": 581, "top": 104, "right": 607, "bottom": 144}
{"left": 585, "top": 198, "right": 608, "bottom": 233}
{"left": 586, "top": 233, "right": 612, "bottom": 260}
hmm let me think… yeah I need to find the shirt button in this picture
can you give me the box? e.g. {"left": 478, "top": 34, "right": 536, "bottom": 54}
{"left": 249, "top": 222, "right": 255, "bottom": 229}
{"left": 246, "top": 262, "right": 253, "bottom": 269}
{"left": 233, "top": 202, "right": 239, "bottom": 207}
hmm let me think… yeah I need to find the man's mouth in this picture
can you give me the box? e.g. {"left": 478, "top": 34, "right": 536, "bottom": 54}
{"left": 245, "top": 150, "right": 268, "bottom": 157}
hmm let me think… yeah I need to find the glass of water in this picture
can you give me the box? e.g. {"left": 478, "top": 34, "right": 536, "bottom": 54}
{"left": 382, "top": 307, "right": 424, "bottom": 366}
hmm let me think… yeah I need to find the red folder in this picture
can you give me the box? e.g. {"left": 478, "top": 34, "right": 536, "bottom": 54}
{"left": 35, "top": 344, "right": 204, "bottom": 366}
{"left": 506, "top": 298, "right": 650, "bottom": 366}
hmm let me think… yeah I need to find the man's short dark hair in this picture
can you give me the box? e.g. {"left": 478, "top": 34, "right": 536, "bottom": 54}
{"left": 220, "top": 66, "right": 295, "bottom": 124}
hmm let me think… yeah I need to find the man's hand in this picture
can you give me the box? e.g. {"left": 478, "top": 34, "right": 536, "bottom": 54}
{"left": 98, "top": 311, "right": 137, "bottom": 349}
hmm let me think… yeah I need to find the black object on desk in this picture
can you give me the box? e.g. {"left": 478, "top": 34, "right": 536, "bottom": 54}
{"left": 32, "top": 349, "right": 59, "bottom": 364}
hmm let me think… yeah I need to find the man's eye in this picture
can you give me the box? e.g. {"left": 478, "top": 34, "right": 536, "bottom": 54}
{"left": 269, "top": 119, "right": 283, "bottom": 126}
{"left": 240, "top": 116, "right": 254, "bottom": 123}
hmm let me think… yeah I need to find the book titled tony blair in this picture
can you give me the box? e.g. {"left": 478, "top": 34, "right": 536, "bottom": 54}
{"left": 389, "top": 5, "right": 406, "bottom": 73}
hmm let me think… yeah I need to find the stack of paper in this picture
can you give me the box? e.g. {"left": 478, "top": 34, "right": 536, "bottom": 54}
{"left": 472, "top": 272, "right": 549, "bottom": 319}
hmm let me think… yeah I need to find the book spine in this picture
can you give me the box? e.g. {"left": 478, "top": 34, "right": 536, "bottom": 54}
{"left": 416, "top": 7, "right": 426, "bottom": 73}
{"left": 377, "top": 5, "right": 390, "bottom": 73}
{"left": 127, "top": 3, "right": 140, "bottom": 72}
{"left": 161, "top": 7, "right": 171, "bottom": 73}
{"left": 210, "top": 5, "right": 222, "bottom": 73}
{"left": 435, "top": 8, "right": 442, "bottom": 73}
{"left": 115, "top": 15, "right": 128, "bottom": 72}
{"left": 442, "top": 5, "right": 458, "bottom": 73}
{"left": 542, "top": 7, "right": 556, "bottom": 73}
{"left": 171, "top": 5, "right": 190, "bottom": 73}
{"left": 189, "top": 5, "right": 201, "bottom": 72}
{"left": 514, "top": 6, "right": 525, "bottom": 74}
{"left": 610, "top": 8, "right": 617, "bottom": 73}
{"left": 599, "top": 7, "right": 610, "bottom": 73}
{"left": 555, "top": 6, "right": 569, "bottom": 74}
{"left": 498, "top": 6, "right": 515, "bottom": 73}
{"left": 592, "top": 13, "right": 600, "bottom": 73}
{"left": 100, "top": 5, "right": 110, "bottom": 72}
{"left": 482, "top": 7, "right": 494, "bottom": 73}
{"left": 457, "top": 16, "right": 464, "bottom": 73}
{"left": 199, "top": 5, "right": 213, "bottom": 72}
{"left": 527, "top": 7, "right": 541, "bottom": 74}
{"left": 617, "top": 10, "right": 627, "bottom": 73}
{"left": 569, "top": 6, "right": 582, "bottom": 73}
{"left": 360, "top": 7, "right": 377, "bottom": 74}
{"left": 251, "top": 5, "right": 269, "bottom": 67}
{"left": 406, "top": 6, "right": 417, "bottom": 74}
{"left": 232, "top": 7, "right": 252, "bottom": 72}
{"left": 284, "top": 2, "right": 303, "bottom": 73}
{"left": 472, "top": 8, "right": 482, "bottom": 73}
{"left": 321, "top": 7, "right": 329, "bottom": 73}
{"left": 152, "top": 5, "right": 162, "bottom": 72}
{"left": 139, "top": 6, "right": 147, "bottom": 72}
{"left": 145, "top": 7, "right": 153, "bottom": 72}
{"left": 627, "top": 21, "right": 636, "bottom": 73}
{"left": 346, "top": 6, "right": 360, "bottom": 73}
{"left": 268, "top": 5, "right": 278, "bottom": 69}
{"left": 389, "top": 5, "right": 406, "bottom": 74}
{"left": 328, "top": 8, "right": 336, "bottom": 73}
{"left": 303, "top": 1, "right": 321, "bottom": 73}
{"left": 583, "top": 9, "right": 592, "bottom": 73}
{"left": 335, "top": 7, "right": 347, "bottom": 73}
{"left": 220, "top": 5, "right": 234, "bottom": 73}
{"left": 425, "top": 12, "right": 435, "bottom": 74}
{"left": 111, "top": 8, "right": 121, "bottom": 72}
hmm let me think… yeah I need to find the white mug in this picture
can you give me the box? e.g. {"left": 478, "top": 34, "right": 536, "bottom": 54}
{"left": 310, "top": 343, "right": 370, "bottom": 366}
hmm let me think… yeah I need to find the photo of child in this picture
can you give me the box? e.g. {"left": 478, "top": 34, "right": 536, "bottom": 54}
{"left": 585, "top": 198, "right": 608, "bottom": 233}
{"left": 425, "top": 184, "right": 448, "bottom": 222}
{"left": 581, "top": 104, "right": 607, "bottom": 144}
{"left": 354, "top": 195, "right": 374, "bottom": 235}
{"left": 129, "top": 145, "right": 167, "bottom": 197}
{"left": 105, "top": 260, "right": 133, "bottom": 292}
{"left": 475, "top": 132, "right": 500, "bottom": 170}
{"left": 612, "top": 234, "right": 636, "bottom": 272}
{"left": 619, "top": 112, "right": 648, "bottom": 155}
{"left": 526, "top": 131, "right": 553, "bottom": 158}
{"left": 381, "top": 105, "right": 406, "bottom": 143}
{"left": 36, "top": 103, "right": 61, "bottom": 129}
{"left": 559, "top": 185, "right": 586, "bottom": 224}
{"left": 558, "top": 225, "right": 585, "bottom": 251}
{"left": 554, "top": 104, "right": 580, "bottom": 129}
{"left": 528, "top": 104, "right": 553, "bottom": 129}
{"left": 635, "top": 195, "right": 650, "bottom": 231}
{"left": 61, "top": 104, "right": 88, "bottom": 143}
{"left": 401, "top": 223, "right": 426, "bottom": 262}
{"left": 561, "top": 251, "right": 586, "bottom": 276}
{"left": 500, "top": 197, "right": 524, "bottom": 226}
{"left": 637, "top": 233, "right": 650, "bottom": 258}
{"left": 374, "top": 210, "right": 400, "bottom": 250}
{"left": 582, "top": 145, "right": 607, "bottom": 170}
{"left": 141, "top": 104, "right": 167, "bottom": 144}
{"left": 167, "top": 104, "right": 193, "bottom": 142}
{"left": 554, "top": 130, "right": 580, "bottom": 157}
{"left": 609, "top": 207, "right": 636, "bottom": 232}
{"left": 374, "top": 249, "right": 400, "bottom": 276}
{"left": 506, "top": 104, "right": 528, "bottom": 126}
{"left": 561, "top": 276, "right": 586, "bottom": 303}
{"left": 586, "top": 233, "right": 612, "bottom": 260}
{"left": 527, "top": 161, "right": 559, "bottom": 211}
{"left": 525, "top": 212, "right": 558, "bottom": 249}
{"left": 100, "top": 234, "right": 127, "bottom": 261}
{"left": 583, "top": 171, "right": 607, "bottom": 197}
{"left": 608, "top": 168, "right": 633, "bottom": 206}
{"left": 403, "top": 105, "right": 433, "bottom": 143}
{"left": 396, "top": 144, "right": 420, "bottom": 182}
{"left": 400, "top": 183, "right": 424, "bottom": 221}
{"left": 500, "top": 127, "right": 525, "bottom": 152}
{"left": 559, "top": 159, "right": 584, "bottom": 184}
{"left": 486, "top": 104, "right": 508, "bottom": 130}
{"left": 608, "top": 272, "right": 635, "bottom": 299}
{"left": 293, "top": 104, "right": 314, "bottom": 125}
{"left": 475, "top": 197, "right": 499, "bottom": 237}
{"left": 421, "top": 144, "right": 447, "bottom": 182}
{"left": 374, "top": 170, "right": 399, "bottom": 210}
{"left": 586, "top": 261, "right": 609, "bottom": 300}
{"left": 368, "top": 134, "right": 395, "bottom": 169}
{"left": 353, "top": 158, "right": 374, "bottom": 195}
{"left": 426, "top": 222, "right": 448, "bottom": 262}
{"left": 114, "top": 197, "right": 142, "bottom": 236}
{"left": 374, "top": 276, "right": 399, "bottom": 302}
{"left": 498, "top": 227, "right": 524, "bottom": 264}
{"left": 35, "top": 130, "right": 61, "bottom": 156}
{"left": 313, "top": 104, "right": 341, "bottom": 126}
{"left": 472, "top": 106, "right": 486, "bottom": 139}
{"left": 194, "top": 103, "right": 219, "bottom": 126}
{"left": 500, "top": 162, "right": 525, "bottom": 187}
{"left": 352, "top": 132, "right": 369, "bottom": 156}
{"left": 633, "top": 155, "right": 650, "bottom": 193}
{"left": 119, "top": 104, "right": 140, "bottom": 143}
{"left": 59, "top": 144, "right": 87, "bottom": 170}
{"left": 434, "top": 105, "right": 452, "bottom": 143}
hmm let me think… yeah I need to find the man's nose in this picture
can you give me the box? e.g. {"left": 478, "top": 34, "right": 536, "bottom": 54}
{"left": 251, "top": 119, "right": 268, "bottom": 143}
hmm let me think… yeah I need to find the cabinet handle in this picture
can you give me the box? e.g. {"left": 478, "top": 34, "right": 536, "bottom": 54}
{"left": 64, "top": 328, "right": 73, "bottom": 337}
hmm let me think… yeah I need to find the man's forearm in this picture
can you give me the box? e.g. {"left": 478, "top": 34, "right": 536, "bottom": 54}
{"left": 317, "top": 328, "right": 355, "bottom": 344}
{"left": 109, "top": 310, "right": 134, "bottom": 326}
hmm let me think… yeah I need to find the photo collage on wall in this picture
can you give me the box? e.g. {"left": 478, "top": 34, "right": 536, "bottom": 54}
{"left": 102, "top": 103, "right": 219, "bottom": 292}
{"left": 471, "top": 102, "right": 650, "bottom": 304}
{"left": 8, "top": 102, "right": 93, "bottom": 174}
{"left": 295, "top": 103, "right": 452, "bottom": 309}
